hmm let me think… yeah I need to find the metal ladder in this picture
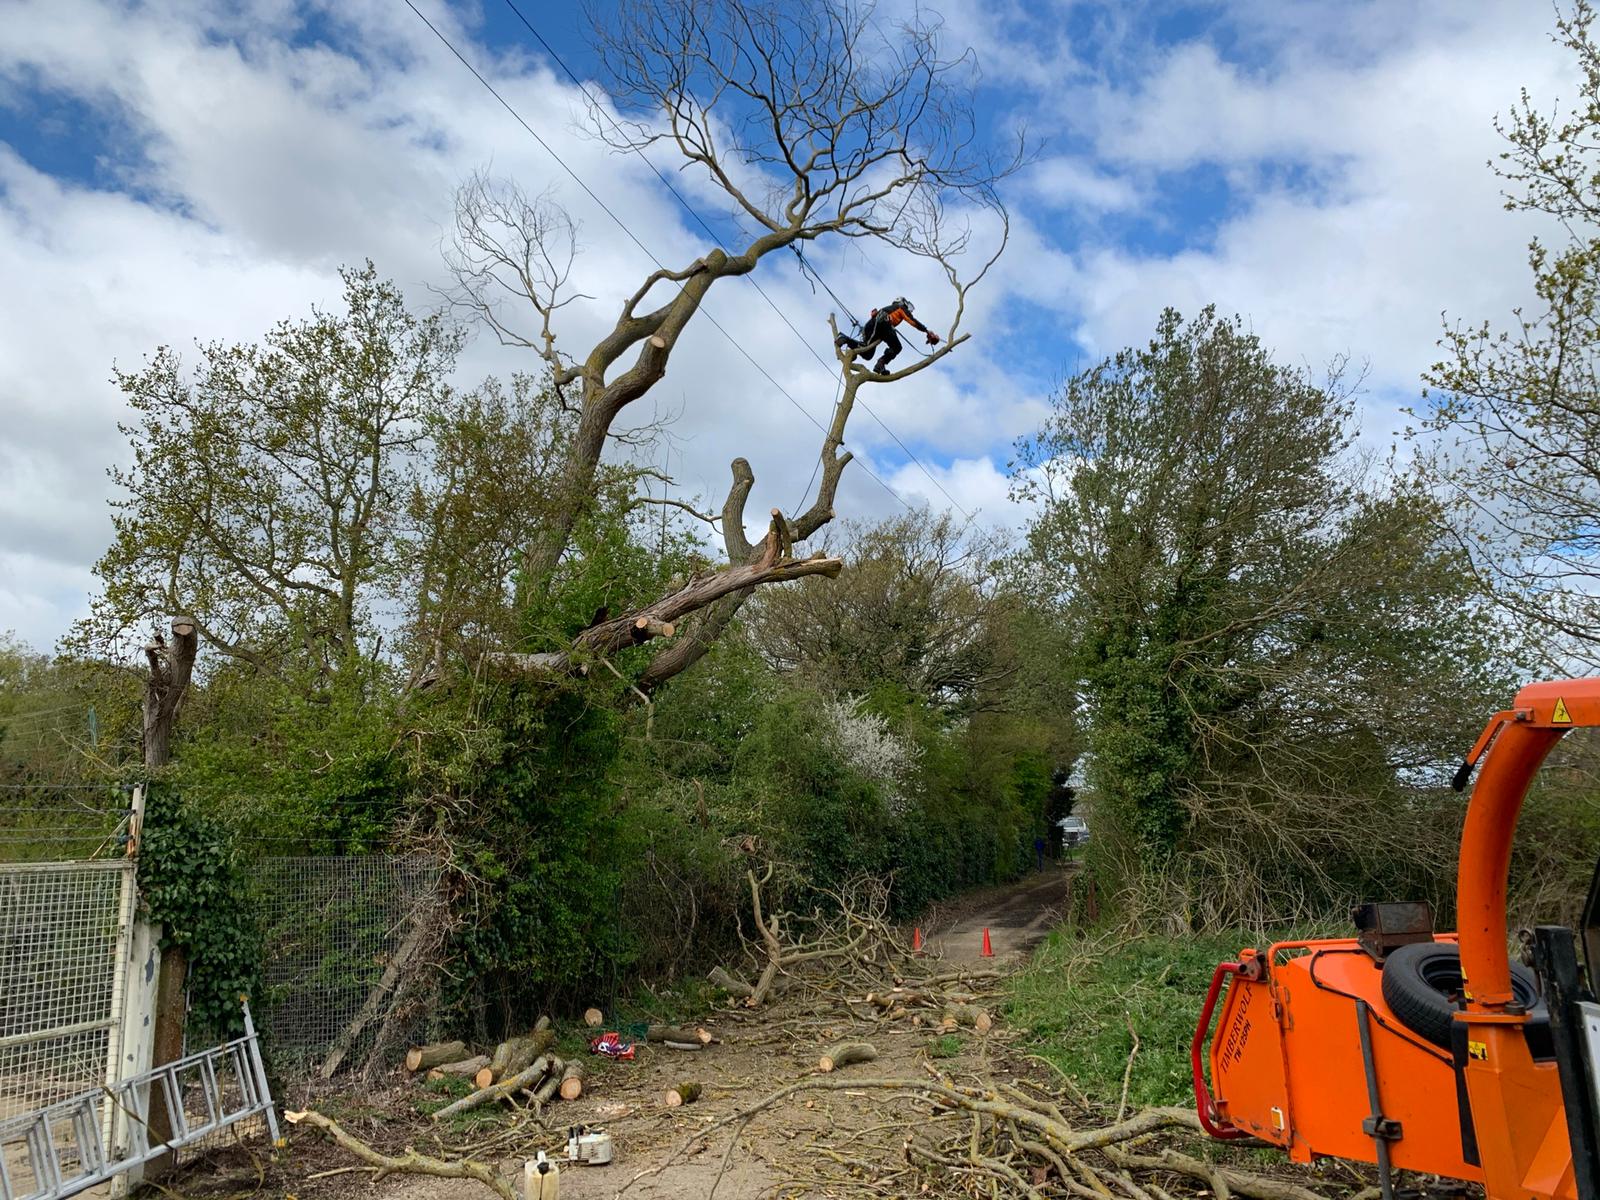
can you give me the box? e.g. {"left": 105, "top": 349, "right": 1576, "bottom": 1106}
{"left": 0, "top": 1001, "right": 279, "bottom": 1200}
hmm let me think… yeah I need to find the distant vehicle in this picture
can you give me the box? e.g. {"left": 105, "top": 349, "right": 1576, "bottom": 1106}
{"left": 1057, "top": 816, "right": 1089, "bottom": 847}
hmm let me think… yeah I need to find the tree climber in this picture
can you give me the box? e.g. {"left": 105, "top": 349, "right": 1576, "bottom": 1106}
{"left": 834, "top": 297, "right": 940, "bottom": 373}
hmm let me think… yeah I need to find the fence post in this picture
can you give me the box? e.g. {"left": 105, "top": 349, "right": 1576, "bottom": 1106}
{"left": 110, "top": 784, "right": 160, "bottom": 1197}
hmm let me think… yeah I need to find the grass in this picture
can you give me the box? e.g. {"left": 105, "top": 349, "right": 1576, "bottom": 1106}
{"left": 1007, "top": 927, "right": 1257, "bottom": 1109}
{"left": 926, "top": 1034, "right": 964, "bottom": 1059}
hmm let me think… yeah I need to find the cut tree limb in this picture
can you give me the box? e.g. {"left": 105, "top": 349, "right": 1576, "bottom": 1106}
{"left": 744, "top": 864, "right": 868, "bottom": 1007}
{"left": 406, "top": 1041, "right": 467, "bottom": 1073}
{"left": 558, "top": 1061, "right": 585, "bottom": 1101}
{"left": 530, "top": 1056, "right": 566, "bottom": 1106}
{"left": 646, "top": 1024, "right": 713, "bottom": 1046}
{"left": 430, "top": 1055, "right": 553, "bottom": 1122}
{"left": 818, "top": 1042, "right": 878, "bottom": 1072}
{"left": 664, "top": 1081, "right": 702, "bottom": 1107}
{"left": 478, "top": 1030, "right": 557, "bottom": 1088}
{"left": 708, "top": 966, "right": 754, "bottom": 998}
{"left": 321, "top": 913, "right": 431, "bottom": 1079}
{"left": 286, "top": 1110, "right": 515, "bottom": 1200}
{"left": 427, "top": 1055, "right": 489, "bottom": 1082}
{"left": 485, "top": 518, "right": 841, "bottom": 681}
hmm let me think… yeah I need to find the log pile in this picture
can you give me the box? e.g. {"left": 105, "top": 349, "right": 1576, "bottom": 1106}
{"left": 472, "top": 1030, "right": 556, "bottom": 1089}
{"left": 431, "top": 1053, "right": 566, "bottom": 1121}
{"left": 404, "top": 1013, "right": 723, "bottom": 1125}
{"left": 404, "top": 1024, "right": 578, "bottom": 1122}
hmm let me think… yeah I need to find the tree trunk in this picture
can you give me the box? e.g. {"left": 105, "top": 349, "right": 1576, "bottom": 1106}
{"left": 141, "top": 617, "right": 198, "bottom": 1181}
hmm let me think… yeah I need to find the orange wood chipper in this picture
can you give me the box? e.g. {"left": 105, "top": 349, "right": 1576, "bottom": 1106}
{"left": 1193, "top": 679, "right": 1600, "bottom": 1199}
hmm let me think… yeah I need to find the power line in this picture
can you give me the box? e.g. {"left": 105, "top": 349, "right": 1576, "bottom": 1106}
{"left": 403, "top": 0, "right": 914, "bottom": 513}
{"left": 497, "top": 0, "right": 972, "bottom": 521}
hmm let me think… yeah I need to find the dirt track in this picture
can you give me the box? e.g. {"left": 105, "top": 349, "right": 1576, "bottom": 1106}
{"left": 251, "top": 866, "right": 1077, "bottom": 1200}
{"left": 925, "top": 862, "right": 1076, "bottom": 963}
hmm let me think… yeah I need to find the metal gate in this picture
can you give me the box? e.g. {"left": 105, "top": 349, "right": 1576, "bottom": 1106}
{"left": 0, "top": 859, "right": 134, "bottom": 1126}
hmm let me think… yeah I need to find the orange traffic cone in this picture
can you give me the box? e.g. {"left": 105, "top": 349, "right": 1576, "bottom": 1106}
{"left": 912, "top": 927, "right": 924, "bottom": 954}
{"left": 980, "top": 927, "right": 994, "bottom": 957}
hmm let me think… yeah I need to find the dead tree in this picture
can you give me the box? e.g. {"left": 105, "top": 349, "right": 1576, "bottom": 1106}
{"left": 445, "top": 0, "right": 1016, "bottom": 690}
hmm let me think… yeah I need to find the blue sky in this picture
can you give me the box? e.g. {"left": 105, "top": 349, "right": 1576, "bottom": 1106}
{"left": 0, "top": 0, "right": 1574, "bottom": 651}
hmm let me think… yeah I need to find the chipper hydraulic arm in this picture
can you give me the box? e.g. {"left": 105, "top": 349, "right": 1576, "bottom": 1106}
{"left": 1193, "top": 679, "right": 1600, "bottom": 1199}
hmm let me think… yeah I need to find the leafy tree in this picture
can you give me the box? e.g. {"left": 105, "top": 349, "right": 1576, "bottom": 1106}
{"left": 75, "top": 262, "right": 462, "bottom": 680}
{"left": 743, "top": 512, "right": 1027, "bottom": 715}
{"left": 1415, "top": 0, "right": 1600, "bottom": 666}
{"left": 1014, "top": 308, "right": 1508, "bottom": 922}
{"left": 0, "top": 634, "right": 140, "bottom": 783}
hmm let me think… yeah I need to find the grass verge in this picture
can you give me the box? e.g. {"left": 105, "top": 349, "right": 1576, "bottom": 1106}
{"left": 1007, "top": 927, "right": 1256, "bottom": 1109}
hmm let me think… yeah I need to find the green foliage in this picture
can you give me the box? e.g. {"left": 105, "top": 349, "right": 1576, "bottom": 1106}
{"left": 1008, "top": 929, "right": 1252, "bottom": 1108}
{"left": 1415, "top": 1, "right": 1600, "bottom": 662}
{"left": 1014, "top": 307, "right": 1513, "bottom": 924}
{"left": 0, "top": 636, "right": 142, "bottom": 784}
{"left": 926, "top": 1034, "right": 964, "bottom": 1059}
{"left": 137, "top": 788, "right": 261, "bottom": 1039}
{"left": 165, "top": 662, "right": 404, "bottom": 851}
{"left": 439, "top": 683, "right": 628, "bottom": 1025}
{"left": 74, "top": 262, "right": 462, "bottom": 680}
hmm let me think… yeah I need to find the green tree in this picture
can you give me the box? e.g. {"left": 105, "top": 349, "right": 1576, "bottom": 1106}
{"left": 75, "top": 262, "right": 462, "bottom": 681}
{"left": 1014, "top": 308, "right": 1507, "bottom": 923}
{"left": 743, "top": 511, "right": 1027, "bottom": 715}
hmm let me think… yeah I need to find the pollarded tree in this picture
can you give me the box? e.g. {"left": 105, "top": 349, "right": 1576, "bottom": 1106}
{"left": 1416, "top": 0, "right": 1600, "bottom": 667}
{"left": 443, "top": 0, "right": 1016, "bottom": 690}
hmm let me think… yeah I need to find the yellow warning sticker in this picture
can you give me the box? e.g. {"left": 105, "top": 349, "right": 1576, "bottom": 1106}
{"left": 1554, "top": 697, "right": 1573, "bottom": 724}
{"left": 1468, "top": 1040, "right": 1488, "bottom": 1061}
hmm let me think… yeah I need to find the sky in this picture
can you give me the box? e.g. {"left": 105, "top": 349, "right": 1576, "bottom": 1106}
{"left": 0, "top": 0, "right": 1576, "bottom": 653}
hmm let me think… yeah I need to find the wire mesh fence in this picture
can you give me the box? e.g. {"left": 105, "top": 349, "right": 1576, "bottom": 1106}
{"left": 0, "top": 784, "right": 134, "bottom": 864}
{"left": 0, "top": 860, "right": 128, "bottom": 1122}
{"left": 250, "top": 854, "right": 443, "bottom": 1071}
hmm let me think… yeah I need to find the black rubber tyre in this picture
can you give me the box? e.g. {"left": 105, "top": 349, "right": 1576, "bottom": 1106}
{"left": 1380, "top": 942, "right": 1543, "bottom": 1049}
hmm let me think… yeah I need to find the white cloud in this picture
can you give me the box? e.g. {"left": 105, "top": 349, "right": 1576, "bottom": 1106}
{"left": 0, "top": 0, "right": 1019, "bottom": 651}
{"left": 0, "top": 0, "right": 1587, "bottom": 654}
{"left": 1045, "top": 2, "right": 1573, "bottom": 407}
{"left": 1020, "top": 155, "right": 1141, "bottom": 213}
{"left": 883, "top": 455, "right": 1022, "bottom": 526}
